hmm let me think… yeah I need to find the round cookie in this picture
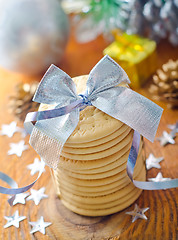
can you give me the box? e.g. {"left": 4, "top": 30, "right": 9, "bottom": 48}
{"left": 59, "top": 146, "right": 143, "bottom": 180}
{"left": 59, "top": 177, "right": 130, "bottom": 197}
{"left": 58, "top": 143, "right": 132, "bottom": 171}
{"left": 54, "top": 172, "right": 127, "bottom": 193}
{"left": 60, "top": 182, "right": 137, "bottom": 205}
{"left": 57, "top": 153, "right": 144, "bottom": 188}
{"left": 74, "top": 141, "right": 143, "bottom": 174}
{"left": 58, "top": 166, "right": 146, "bottom": 210}
{"left": 60, "top": 161, "right": 127, "bottom": 179}
{"left": 56, "top": 157, "right": 145, "bottom": 197}
{"left": 62, "top": 127, "right": 131, "bottom": 154}
{"left": 61, "top": 186, "right": 143, "bottom": 216}
{"left": 60, "top": 130, "right": 133, "bottom": 160}
{"left": 57, "top": 168, "right": 127, "bottom": 187}
{"left": 59, "top": 151, "right": 128, "bottom": 174}
{"left": 60, "top": 170, "right": 145, "bottom": 212}
{"left": 64, "top": 124, "right": 128, "bottom": 148}
{"left": 61, "top": 186, "right": 140, "bottom": 209}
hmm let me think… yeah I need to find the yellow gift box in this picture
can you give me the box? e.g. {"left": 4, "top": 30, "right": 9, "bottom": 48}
{"left": 103, "top": 33, "right": 157, "bottom": 88}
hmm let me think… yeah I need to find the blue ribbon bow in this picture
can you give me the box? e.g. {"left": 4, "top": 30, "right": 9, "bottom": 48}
{"left": 0, "top": 55, "right": 178, "bottom": 205}
{"left": 25, "top": 55, "right": 163, "bottom": 169}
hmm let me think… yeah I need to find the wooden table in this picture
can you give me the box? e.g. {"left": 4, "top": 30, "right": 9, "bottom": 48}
{"left": 0, "top": 34, "right": 177, "bottom": 240}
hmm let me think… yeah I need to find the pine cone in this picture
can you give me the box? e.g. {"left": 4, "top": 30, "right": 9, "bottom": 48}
{"left": 149, "top": 59, "right": 178, "bottom": 109}
{"left": 8, "top": 82, "right": 40, "bottom": 121}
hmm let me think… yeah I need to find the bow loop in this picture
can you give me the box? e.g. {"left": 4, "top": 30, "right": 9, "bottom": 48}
{"left": 86, "top": 55, "right": 130, "bottom": 97}
{"left": 33, "top": 64, "right": 78, "bottom": 106}
{"left": 91, "top": 86, "right": 163, "bottom": 142}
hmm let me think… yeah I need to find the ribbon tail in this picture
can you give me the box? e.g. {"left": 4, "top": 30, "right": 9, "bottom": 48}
{"left": 0, "top": 167, "right": 44, "bottom": 206}
{"left": 0, "top": 172, "right": 18, "bottom": 189}
{"left": 133, "top": 179, "right": 178, "bottom": 190}
{"left": 29, "top": 108, "right": 80, "bottom": 169}
{"left": 24, "top": 99, "right": 82, "bottom": 135}
{"left": 127, "top": 131, "right": 178, "bottom": 190}
{"left": 92, "top": 87, "right": 163, "bottom": 142}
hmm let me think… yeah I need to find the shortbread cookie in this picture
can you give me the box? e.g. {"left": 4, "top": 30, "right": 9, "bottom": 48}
{"left": 60, "top": 167, "right": 145, "bottom": 207}
{"left": 61, "top": 130, "right": 133, "bottom": 160}
{"left": 58, "top": 143, "right": 132, "bottom": 171}
{"left": 61, "top": 186, "right": 143, "bottom": 216}
{"left": 56, "top": 157, "right": 145, "bottom": 197}
{"left": 59, "top": 146, "right": 143, "bottom": 180}
{"left": 64, "top": 124, "right": 128, "bottom": 148}
{"left": 62, "top": 127, "right": 131, "bottom": 154}
{"left": 57, "top": 168, "right": 127, "bottom": 187}
{"left": 73, "top": 141, "right": 143, "bottom": 174}
{"left": 59, "top": 167, "right": 145, "bottom": 210}
{"left": 59, "top": 141, "right": 143, "bottom": 175}
{"left": 59, "top": 177, "right": 130, "bottom": 197}
{"left": 57, "top": 153, "right": 144, "bottom": 188}
{"left": 54, "top": 171, "right": 127, "bottom": 193}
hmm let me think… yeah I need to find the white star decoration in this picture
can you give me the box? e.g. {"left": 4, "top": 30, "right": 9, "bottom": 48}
{"left": 157, "top": 131, "right": 175, "bottom": 146}
{"left": 126, "top": 204, "right": 149, "bottom": 223}
{"left": 11, "top": 192, "right": 29, "bottom": 205}
{"left": 0, "top": 121, "right": 20, "bottom": 138}
{"left": 146, "top": 153, "right": 164, "bottom": 170}
{"left": 4, "top": 210, "right": 26, "bottom": 228}
{"left": 8, "top": 140, "right": 29, "bottom": 157}
{"left": 27, "top": 158, "right": 45, "bottom": 176}
{"left": 27, "top": 187, "right": 48, "bottom": 205}
{"left": 148, "top": 172, "right": 171, "bottom": 182}
{"left": 29, "top": 216, "right": 51, "bottom": 234}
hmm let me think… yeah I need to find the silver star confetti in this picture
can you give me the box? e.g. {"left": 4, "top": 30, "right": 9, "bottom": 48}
{"left": 0, "top": 121, "right": 20, "bottom": 138}
{"left": 148, "top": 172, "right": 171, "bottom": 182}
{"left": 27, "top": 187, "right": 48, "bottom": 205}
{"left": 8, "top": 140, "right": 29, "bottom": 157}
{"left": 27, "top": 158, "right": 45, "bottom": 176}
{"left": 10, "top": 192, "right": 29, "bottom": 205}
{"left": 146, "top": 153, "right": 164, "bottom": 170}
{"left": 126, "top": 204, "right": 149, "bottom": 223}
{"left": 4, "top": 210, "right": 26, "bottom": 228}
{"left": 157, "top": 131, "right": 175, "bottom": 146}
{"left": 29, "top": 216, "right": 51, "bottom": 235}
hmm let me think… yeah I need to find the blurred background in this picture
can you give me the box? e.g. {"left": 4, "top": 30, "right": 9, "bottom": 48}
{"left": 0, "top": 0, "right": 177, "bottom": 121}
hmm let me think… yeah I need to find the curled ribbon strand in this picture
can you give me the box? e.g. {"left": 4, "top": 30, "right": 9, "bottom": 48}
{"left": 127, "top": 131, "right": 178, "bottom": 190}
{"left": 0, "top": 168, "right": 45, "bottom": 206}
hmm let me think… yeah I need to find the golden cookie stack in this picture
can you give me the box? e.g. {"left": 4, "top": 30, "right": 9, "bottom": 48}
{"left": 41, "top": 75, "right": 146, "bottom": 216}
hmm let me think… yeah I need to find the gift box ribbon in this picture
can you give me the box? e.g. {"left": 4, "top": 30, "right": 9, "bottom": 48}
{"left": 115, "top": 33, "right": 145, "bottom": 59}
{"left": 104, "top": 33, "right": 156, "bottom": 66}
{"left": 0, "top": 56, "right": 178, "bottom": 205}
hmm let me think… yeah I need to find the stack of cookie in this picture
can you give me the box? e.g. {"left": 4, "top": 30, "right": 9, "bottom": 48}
{"left": 41, "top": 75, "right": 146, "bottom": 216}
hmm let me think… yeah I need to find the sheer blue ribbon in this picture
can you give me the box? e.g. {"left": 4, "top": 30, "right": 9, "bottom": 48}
{"left": 127, "top": 131, "right": 178, "bottom": 190}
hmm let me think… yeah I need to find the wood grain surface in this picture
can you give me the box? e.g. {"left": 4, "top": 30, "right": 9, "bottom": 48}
{"left": 0, "top": 33, "right": 177, "bottom": 240}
